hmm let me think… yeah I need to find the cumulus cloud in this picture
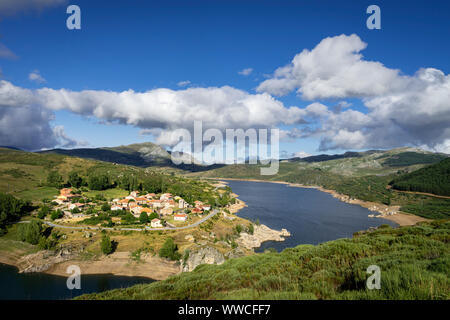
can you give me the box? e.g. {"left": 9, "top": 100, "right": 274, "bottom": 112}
{"left": 52, "top": 125, "right": 88, "bottom": 149}
{"left": 257, "top": 34, "right": 404, "bottom": 99}
{"left": 238, "top": 68, "right": 253, "bottom": 76}
{"left": 0, "top": 80, "right": 305, "bottom": 148}
{"left": 292, "top": 151, "right": 311, "bottom": 158}
{"left": 177, "top": 80, "right": 191, "bottom": 87}
{"left": 257, "top": 34, "right": 450, "bottom": 153}
{"left": 0, "top": 43, "right": 18, "bottom": 60}
{"left": 0, "top": 0, "right": 66, "bottom": 16}
{"left": 28, "top": 70, "right": 46, "bottom": 83}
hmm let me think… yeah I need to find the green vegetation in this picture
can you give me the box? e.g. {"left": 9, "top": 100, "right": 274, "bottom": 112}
{"left": 78, "top": 220, "right": 449, "bottom": 300}
{"left": 390, "top": 158, "right": 450, "bottom": 196}
{"left": 16, "top": 220, "right": 60, "bottom": 250}
{"left": 17, "top": 221, "right": 42, "bottom": 245}
{"left": 378, "top": 152, "right": 447, "bottom": 167}
{"left": 159, "top": 238, "right": 181, "bottom": 261}
{"left": 0, "top": 192, "right": 31, "bottom": 234}
{"left": 100, "top": 233, "right": 114, "bottom": 255}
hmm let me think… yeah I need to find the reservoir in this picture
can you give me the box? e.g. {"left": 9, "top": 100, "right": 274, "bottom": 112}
{"left": 224, "top": 180, "right": 397, "bottom": 252}
{"left": 0, "top": 263, "right": 154, "bottom": 300}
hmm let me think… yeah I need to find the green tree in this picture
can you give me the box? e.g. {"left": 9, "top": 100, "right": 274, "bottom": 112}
{"left": 0, "top": 193, "right": 30, "bottom": 233}
{"left": 101, "top": 203, "right": 111, "bottom": 212}
{"left": 100, "top": 233, "right": 114, "bottom": 255}
{"left": 47, "top": 171, "right": 63, "bottom": 188}
{"left": 149, "top": 212, "right": 159, "bottom": 220}
{"left": 159, "top": 238, "right": 181, "bottom": 260}
{"left": 37, "top": 205, "right": 50, "bottom": 219}
{"left": 68, "top": 171, "right": 83, "bottom": 188}
{"left": 17, "top": 220, "right": 42, "bottom": 245}
{"left": 50, "top": 209, "right": 63, "bottom": 220}
{"left": 139, "top": 212, "right": 149, "bottom": 224}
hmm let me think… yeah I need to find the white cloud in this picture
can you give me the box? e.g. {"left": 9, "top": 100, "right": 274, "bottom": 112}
{"left": 292, "top": 151, "right": 311, "bottom": 158}
{"left": 0, "top": 0, "right": 66, "bottom": 16}
{"left": 257, "top": 34, "right": 450, "bottom": 153}
{"left": 177, "top": 80, "right": 191, "bottom": 87}
{"left": 0, "top": 43, "right": 18, "bottom": 60}
{"left": 0, "top": 80, "right": 305, "bottom": 148}
{"left": 28, "top": 70, "right": 46, "bottom": 83}
{"left": 257, "top": 34, "right": 404, "bottom": 99}
{"left": 52, "top": 125, "right": 88, "bottom": 149}
{"left": 238, "top": 68, "right": 253, "bottom": 76}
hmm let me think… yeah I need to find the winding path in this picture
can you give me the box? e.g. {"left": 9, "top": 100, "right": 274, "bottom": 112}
{"left": 19, "top": 209, "right": 219, "bottom": 232}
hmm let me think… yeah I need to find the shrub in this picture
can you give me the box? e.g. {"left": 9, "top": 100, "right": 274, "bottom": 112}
{"left": 101, "top": 234, "right": 114, "bottom": 255}
{"left": 159, "top": 238, "right": 181, "bottom": 261}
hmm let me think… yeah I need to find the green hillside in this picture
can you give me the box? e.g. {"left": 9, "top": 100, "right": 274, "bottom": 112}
{"left": 390, "top": 158, "right": 450, "bottom": 196}
{"left": 0, "top": 148, "right": 211, "bottom": 203}
{"left": 78, "top": 220, "right": 449, "bottom": 300}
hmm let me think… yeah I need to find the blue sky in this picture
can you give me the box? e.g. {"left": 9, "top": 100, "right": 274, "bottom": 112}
{"left": 1, "top": 0, "right": 450, "bottom": 157}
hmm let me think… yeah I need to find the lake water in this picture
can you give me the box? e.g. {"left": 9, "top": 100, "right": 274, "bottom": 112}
{"left": 224, "top": 180, "right": 397, "bottom": 252}
{"left": 0, "top": 263, "right": 154, "bottom": 300}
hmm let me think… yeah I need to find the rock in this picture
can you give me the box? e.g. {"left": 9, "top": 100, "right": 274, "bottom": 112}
{"left": 236, "top": 224, "right": 291, "bottom": 250}
{"left": 18, "top": 245, "right": 84, "bottom": 274}
{"left": 184, "top": 234, "right": 195, "bottom": 242}
{"left": 182, "top": 246, "right": 225, "bottom": 272}
{"left": 225, "top": 247, "right": 245, "bottom": 259}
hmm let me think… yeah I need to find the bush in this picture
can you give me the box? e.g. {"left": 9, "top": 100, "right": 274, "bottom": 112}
{"left": 17, "top": 221, "right": 42, "bottom": 245}
{"left": 248, "top": 224, "right": 254, "bottom": 235}
{"left": 159, "top": 238, "right": 181, "bottom": 261}
{"left": 101, "top": 234, "right": 114, "bottom": 255}
{"left": 139, "top": 212, "right": 149, "bottom": 224}
{"left": 51, "top": 209, "right": 63, "bottom": 220}
{"left": 38, "top": 205, "right": 50, "bottom": 219}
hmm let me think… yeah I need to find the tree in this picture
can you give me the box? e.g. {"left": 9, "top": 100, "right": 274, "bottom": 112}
{"left": 139, "top": 212, "right": 149, "bottom": 224}
{"left": 51, "top": 209, "right": 63, "bottom": 220}
{"left": 101, "top": 203, "right": 111, "bottom": 212}
{"left": 38, "top": 205, "right": 50, "bottom": 219}
{"left": 0, "top": 193, "right": 30, "bottom": 233}
{"left": 68, "top": 171, "right": 83, "bottom": 188}
{"left": 88, "top": 174, "right": 110, "bottom": 191}
{"left": 17, "top": 220, "right": 42, "bottom": 245}
{"left": 47, "top": 171, "right": 63, "bottom": 188}
{"left": 149, "top": 212, "right": 159, "bottom": 220}
{"left": 159, "top": 238, "right": 181, "bottom": 260}
{"left": 101, "top": 233, "right": 113, "bottom": 255}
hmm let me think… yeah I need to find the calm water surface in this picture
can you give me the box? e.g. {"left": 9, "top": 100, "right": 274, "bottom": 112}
{"left": 0, "top": 263, "right": 154, "bottom": 300}
{"left": 224, "top": 180, "right": 397, "bottom": 252}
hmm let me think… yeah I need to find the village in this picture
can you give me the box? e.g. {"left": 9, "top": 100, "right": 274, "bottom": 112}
{"left": 52, "top": 187, "right": 212, "bottom": 229}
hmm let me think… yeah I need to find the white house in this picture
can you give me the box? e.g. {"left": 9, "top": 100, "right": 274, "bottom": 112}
{"left": 151, "top": 218, "right": 162, "bottom": 228}
{"left": 111, "top": 205, "right": 123, "bottom": 211}
{"left": 174, "top": 213, "right": 187, "bottom": 222}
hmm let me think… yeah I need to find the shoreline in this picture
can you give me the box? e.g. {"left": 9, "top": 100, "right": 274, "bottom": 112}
{"left": 0, "top": 250, "right": 180, "bottom": 280}
{"left": 212, "top": 177, "right": 429, "bottom": 227}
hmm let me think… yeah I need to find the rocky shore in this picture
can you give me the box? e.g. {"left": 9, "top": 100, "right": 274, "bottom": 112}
{"left": 236, "top": 224, "right": 291, "bottom": 250}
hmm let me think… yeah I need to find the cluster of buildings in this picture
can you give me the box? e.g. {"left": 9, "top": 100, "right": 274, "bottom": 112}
{"left": 53, "top": 188, "right": 87, "bottom": 218}
{"left": 110, "top": 191, "right": 212, "bottom": 227}
{"left": 52, "top": 188, "right": 213, "bottom": 228}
